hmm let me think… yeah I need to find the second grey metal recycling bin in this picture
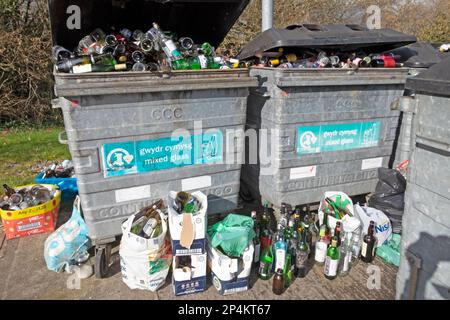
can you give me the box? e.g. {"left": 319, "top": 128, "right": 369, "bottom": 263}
{"left": 48, "top": 0, "right": 256, "bottom": 277}
{"left": 396, "top": 57, "right": 450, "bottom": 300}
{"left": 238, "top": 25, "right": 415, "bottom": 210}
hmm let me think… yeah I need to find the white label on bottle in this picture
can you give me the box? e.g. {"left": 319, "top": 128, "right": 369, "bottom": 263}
{"left": 314, "top": 242, "right": 327, "bottom": 263}
{"left": 254, "top": 243, "right": 261, "bottom": 263}
{"left": 72, "top": 64, "right": 92, "bottom": 74}
{"left": 115, "top": 185, "right": 150, "bottom": 203}
{"left": 198, "top": 55, "right": 208, "bottom": 69}
{"left": 275, "top": 249, "right": 286, "bottom": 270}
{"left": 290, "top": 166, "right": 316, "bottom": 180}
{"left": 361, "top": 157, "right": 383, "bottom": 170}
{"left": 342, "top": 253, "right": 350, "bottom": 272}
{"left": 361, "top": 242, "right": 368, "bottom": 257}
{"left": 181, "top": 175, "right": 211, "bottom": 191}
{"left": 324, "top": 257, "right": 338, "bottom": 277}
{"left": 165, "top": 40, "right": 178, "bottom": 53}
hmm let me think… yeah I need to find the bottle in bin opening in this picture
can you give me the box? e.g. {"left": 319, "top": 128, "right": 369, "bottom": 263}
{"left": 361, "top": 221, "right": 377, "bottom": 263}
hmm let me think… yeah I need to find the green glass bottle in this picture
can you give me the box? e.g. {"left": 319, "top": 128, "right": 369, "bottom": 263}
{"left": 258, "top": 238, "right": 274, "bottom": 280}
{"left": 200, "top": 42, "right": 214, "bottom": 57}
{"left": 324, "top": 238, "right": 340, "bottom": 280}
{"left": 283, "top": 251, "right": 293, "bottom": 288}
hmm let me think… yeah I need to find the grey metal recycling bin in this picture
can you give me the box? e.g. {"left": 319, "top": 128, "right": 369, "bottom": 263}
{"left": 237, "top": 25, "right": 415, "bottom": 211}
{"left": 396, "top": 57, "right": 450, "bottom": 300}
{"left": 48, "top": 0, "right": 256, "bottom": 277}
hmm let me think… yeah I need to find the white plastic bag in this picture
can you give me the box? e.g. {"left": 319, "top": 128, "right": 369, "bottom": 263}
{"left": 44, "top": 196, "right": 91, "bottom": 272}
{"left": 317, "top": 191, "right": 362, "bottom": 248}
{"left": 354, "top": 203, "right": 392, "bottom": 247}
{"left": 119, "top": 209, "right": 172, "bottom": 291}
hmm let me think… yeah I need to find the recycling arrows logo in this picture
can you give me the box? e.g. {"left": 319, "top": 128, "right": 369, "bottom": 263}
{"left": 106, "top": 148, "right": 135, "bottom": 170}
{"left": 299, "top": 131, "right": 318, "bottom": 149}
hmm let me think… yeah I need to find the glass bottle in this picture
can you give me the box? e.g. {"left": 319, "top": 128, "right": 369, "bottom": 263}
{"left": 273, "top": 232, "right": 287, "bottom": 273}
{"left": 361, "top": 221, "right": 377, "bottom": 263}
{"left": 314, "top": 228, "right": 328, "bottom": 265}
{"left": 251, "top": 210, "right": 261, "bottom": 266}
{"left": 324, "top": 238, "right": 340, "bottom": 280}
{"left": 295, "top": 227, "right": 310, "bottom": 278}
{"left": 283, "top": 251, "right": 294, "bottom": 288}
{"left": 272, "top": 269, "right": 284, "bottom": 295}
{"left": 258, "top": 238, "right": 274, "bottom": 280}
{"left": 338, "top": 233, "right": 352, "bottom": 277}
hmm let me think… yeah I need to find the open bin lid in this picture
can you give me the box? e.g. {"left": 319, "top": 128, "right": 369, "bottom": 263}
{"left": 406, "top": 57, "right": 450, "bottom": 97}
{"left": 48, "top": 0, "right": 249, "bottom": 51}
{"left": 236, "top": 24, "right": 416, "bottom": 60}
{"left": 386, "top": 42, "right": 448, "bottom": 68}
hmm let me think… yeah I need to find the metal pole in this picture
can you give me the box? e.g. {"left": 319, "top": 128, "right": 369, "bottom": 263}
{"left": 262, "top": 0, "right": 273, "bottom": 32}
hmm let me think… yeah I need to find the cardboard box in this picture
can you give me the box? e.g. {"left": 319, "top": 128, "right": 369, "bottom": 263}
{"left": 168, "top": 191, "right": 207, "bottom": 256}
{"left": 0, "top": 184, "right": 61, "bottom": 240}
{"left": 172, "top": 253, "right": 207, "bottom": 296}
{"left": 207, "top": 240, "right": 254, "bottom": 295}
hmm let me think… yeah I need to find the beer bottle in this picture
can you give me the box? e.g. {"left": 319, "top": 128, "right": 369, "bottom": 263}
{"left": 334, "top": 221, "right": 342, "bottom": 247}
{"left": 272, "top": 269, "right": 284, "bottom": 295}
{"left": 200, "top": 42, "right": 215, "bottom": 57}
{"left": 324, "top": 238, "right": 340, "bottom": 280}
{"left": 361, "top": 221, "right": 377, "bottom": 263}
{"left": 3, "top": 184, "right": 16, "bottom": 197}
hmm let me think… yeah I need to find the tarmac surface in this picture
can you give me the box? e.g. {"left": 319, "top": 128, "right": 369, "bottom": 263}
{"left": 0, "top": 199, "right": 398, "bottom": 300}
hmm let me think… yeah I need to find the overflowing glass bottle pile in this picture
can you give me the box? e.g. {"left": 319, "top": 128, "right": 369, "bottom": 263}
{"left": 53, "top": 22, "right": 243, "bottom": 73}
{"left": 53, "top": 21, "right": 407, "bottom": 74}
{"left": 251, "top": 49, "right": 405, "bottom": 69}
{"left": 253, "top": 201, "right": 377, "bottom": 296}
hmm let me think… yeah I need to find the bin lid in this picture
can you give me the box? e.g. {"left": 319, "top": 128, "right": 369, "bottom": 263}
{"left": 48, "top": 0, "right": 249, "bottom": 51}
{"left": 386, "top": 42, "right": 448, "bottom": 68}
{"left": 236, "top": 24, "right": 417, "bottom": 60}
{"left": 405, "top": 56, "right": 450, "bottom": 97}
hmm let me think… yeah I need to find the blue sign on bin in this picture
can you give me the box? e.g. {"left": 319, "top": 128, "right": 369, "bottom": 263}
{"left": 296, "top": 121, "right": 381, "bottom": 155}
{"left": 102, "top": 131, "right": 223, "bottom": 178}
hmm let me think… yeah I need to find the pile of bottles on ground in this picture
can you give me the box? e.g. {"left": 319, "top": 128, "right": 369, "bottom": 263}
{"left": 127, "top": 196, "right": 378, "bottom": 296}
{"left": 53, "top": 21, "right": 409, "bottom": 74}
{"left": 254, "top": 200, "right": 376, "bottom": 296}
{"left": 53, "top": 22, "right": 242, "bottom": 74}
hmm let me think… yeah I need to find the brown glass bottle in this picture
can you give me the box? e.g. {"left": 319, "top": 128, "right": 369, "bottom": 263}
{"left": 334, "top": 221, "right": 342, "bottom": 247}
{"left": 361, "top": 221, "right": 377, "bottom": 263}
{"left": 272, "top": 268, "right": 284, "bottom": 295}
{"left": 2, "top": 184, "right": 16, "bottom": 197}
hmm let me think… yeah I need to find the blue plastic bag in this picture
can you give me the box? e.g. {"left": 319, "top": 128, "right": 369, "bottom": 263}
{"left": 35, "top": 172, "right": 78, "bottom": 200}
{"left": 44, "top": 196, "right": 91, "bottom": 272}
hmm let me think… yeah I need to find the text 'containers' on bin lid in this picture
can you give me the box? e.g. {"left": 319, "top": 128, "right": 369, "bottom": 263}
{"left": 236, "top": 24, "right": 417, "bottom": 60}
{"left": 48, "top": 0, "right": 250, "bottom": 50}
{"left": 406, "top": 57, "right": 450, "bottom": 97}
